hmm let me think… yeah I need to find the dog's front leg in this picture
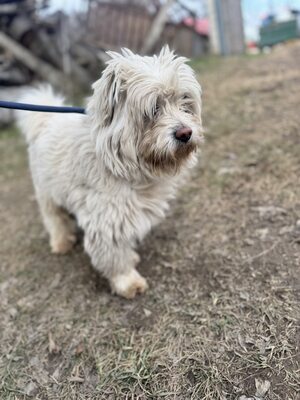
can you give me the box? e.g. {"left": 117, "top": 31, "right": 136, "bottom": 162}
{"left": 84, "top": 230, "right": 147, "bottom": 299}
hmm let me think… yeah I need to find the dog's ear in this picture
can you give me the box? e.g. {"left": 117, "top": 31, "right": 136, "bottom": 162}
{"left": 90, "top": 64, "right": 124, "bottom": 127}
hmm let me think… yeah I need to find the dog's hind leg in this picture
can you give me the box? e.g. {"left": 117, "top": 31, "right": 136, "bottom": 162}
{"left": 37, "top": 195, "right": 77, "bottom": 254}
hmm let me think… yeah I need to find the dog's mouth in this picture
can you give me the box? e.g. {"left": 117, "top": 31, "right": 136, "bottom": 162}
{"left": 142, "top": 140, "right": 198, "bottom": 174}
{"left": 174, "top": 138, "right": 198, "bottom": 154}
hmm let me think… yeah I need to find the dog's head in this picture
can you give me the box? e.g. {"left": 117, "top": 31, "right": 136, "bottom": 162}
{"left": 88, "top": 47, "right": 203, "bottom": 179}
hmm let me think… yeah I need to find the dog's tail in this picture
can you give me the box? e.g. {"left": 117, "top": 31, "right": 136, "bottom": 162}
{"left": 16, "top": 85, "right": 65, "bottom": 143}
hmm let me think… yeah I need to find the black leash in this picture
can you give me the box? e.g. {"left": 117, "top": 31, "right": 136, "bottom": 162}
{"left": 0, "top": 100, "right": 86, "bottom": 114}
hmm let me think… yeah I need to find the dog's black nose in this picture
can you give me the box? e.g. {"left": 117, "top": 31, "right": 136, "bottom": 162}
{"left": 174, "top": 127, "right": 192, "bottom": 143}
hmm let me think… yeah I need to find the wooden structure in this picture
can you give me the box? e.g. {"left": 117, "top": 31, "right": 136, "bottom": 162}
{"left": 0, "top": 0, "right": 102, "bottom": 91}
{"left": 86, "top": 1, "right": 209, "bottom": 58}
{"left": 207, "top": 0, "right": 244, "bottom": 55}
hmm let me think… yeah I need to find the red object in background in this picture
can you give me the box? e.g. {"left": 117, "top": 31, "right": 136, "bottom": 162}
{"left": 184, "top": 17, "right": 210, "bottom": 36}
{"left": 247, "top": 41, "right": 257, "bottom": 49}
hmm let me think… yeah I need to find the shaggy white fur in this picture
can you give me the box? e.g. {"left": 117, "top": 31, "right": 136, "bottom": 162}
{"left": 16, "top": 47, "right": 204, "bottom": 299}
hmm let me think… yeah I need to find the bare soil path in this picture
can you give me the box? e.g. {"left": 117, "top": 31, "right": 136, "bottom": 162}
{"left": 0, "top": 44, "right": 299, "bottom": 399}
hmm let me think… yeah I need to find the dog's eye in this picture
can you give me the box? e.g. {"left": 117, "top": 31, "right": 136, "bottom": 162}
{"left": 181, "top": 96, "right": 193, "bottom": 114}
{"left": 153, "top": 103, "right": 160, "bottom": 117}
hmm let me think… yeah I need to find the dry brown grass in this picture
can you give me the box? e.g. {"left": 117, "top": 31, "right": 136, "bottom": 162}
{"left": 1, "top": 44, "right": 300, "bottom": 399}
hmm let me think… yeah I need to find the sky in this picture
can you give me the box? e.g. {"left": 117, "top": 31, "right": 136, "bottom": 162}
{"left": 47, "top": 0, "right": 300, "bottom": 41}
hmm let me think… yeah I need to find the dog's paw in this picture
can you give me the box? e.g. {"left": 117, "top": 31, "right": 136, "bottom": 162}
{"left": 110, "top": 269, "right": 148, "bottom": 299}
{"left": 51, "top": 235, "right": 76, "bottom": 255}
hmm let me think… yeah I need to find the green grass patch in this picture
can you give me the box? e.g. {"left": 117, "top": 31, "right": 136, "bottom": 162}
{"left": 189, "top": 55, "right": 222, "bottom": 74}
{"left": 0, "top": 125, "right": 27, "bottom": 178}
{"left": 0, "top": 125, "right": 19, "bottom": 140}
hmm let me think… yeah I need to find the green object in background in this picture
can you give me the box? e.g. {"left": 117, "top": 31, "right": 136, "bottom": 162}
{"left": 260, "top": 19, "right": 299, "bottom": 48}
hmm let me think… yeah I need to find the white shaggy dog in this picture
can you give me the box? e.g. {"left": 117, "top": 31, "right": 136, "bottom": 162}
{"left": 17, "top": 47, "right": 203, "bottom": 299}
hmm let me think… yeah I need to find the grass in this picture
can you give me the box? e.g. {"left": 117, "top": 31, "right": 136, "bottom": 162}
{"left": 189, "top": 55, "right": 222, "bottom": 74}
{"left": 0, "top": 125, "right": 27, "bottom": 178}
{"left": 0, "top": 43, "right": 300, "bottom": 399}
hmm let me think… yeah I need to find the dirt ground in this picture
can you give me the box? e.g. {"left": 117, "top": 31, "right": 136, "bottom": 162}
{"left": 0, "top": 43, "right": 299, "bottom": 400}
